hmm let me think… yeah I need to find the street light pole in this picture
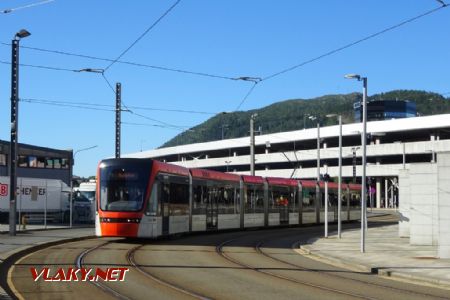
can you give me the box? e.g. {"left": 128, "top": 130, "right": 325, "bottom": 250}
{"left": 250, "top": 113, "right": 257, "bottom": 176}
{"left": 345, "top": 73, "right": 368, "bottom": 253}
{"left": 324, "top": 164, "right": 328, "bottom": 237}
{"left": 338, "top": 115, "right": 342, "bottom": 238}
{"left": 9, "top": 29, "right": 31, "bottom": 236}
{"left": 326, "top": 113, "right": 343, "bottom": 238}
{"left": 69, "top": 145, "right": 98, "bottom": 228}
{"left": 316, "top": 122, "right": 321, "bottom": 224}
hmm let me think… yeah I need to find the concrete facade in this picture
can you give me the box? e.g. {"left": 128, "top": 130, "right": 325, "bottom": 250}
{"left": 437, "top": 152, "right": 450, "bottom": 258}
{"left": 398, "top": 169, "right": 410, "bottom": 238}
{"left": 397, "top": 152, "right": 450, "bottom": 258}
{"left": 409, "top": 163, "right": 439, "bottom": 246}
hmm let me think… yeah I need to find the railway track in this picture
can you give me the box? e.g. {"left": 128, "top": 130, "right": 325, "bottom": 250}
{"left": 126, "top": 244, "right": 210, "bottom": 300}
{"left": 216, "top": 235, "right": 375, "bottom": 300}
{"left": 75, "top": 241, "right": 131, "bottom": 300}
{"left": 6, "top": 221, "right": 449, "bottom": 299}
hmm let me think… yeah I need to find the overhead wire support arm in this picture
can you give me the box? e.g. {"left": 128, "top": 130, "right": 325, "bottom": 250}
{"left": 233, "top": 76, "right": 262, "bottom": 111}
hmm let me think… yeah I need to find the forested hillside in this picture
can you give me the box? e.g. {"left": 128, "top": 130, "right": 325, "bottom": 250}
{"left": 162, "top": 90, "right": 449, "bottom": 147}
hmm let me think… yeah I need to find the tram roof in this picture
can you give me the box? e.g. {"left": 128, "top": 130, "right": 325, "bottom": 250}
{"left": 190, "top": 168, "right": 240, "bottom": 182}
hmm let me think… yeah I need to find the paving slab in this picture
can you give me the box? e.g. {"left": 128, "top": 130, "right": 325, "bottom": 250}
{"left": 0, "top": 226, "right": 95, "bottom": 299}
{"left": 299, "top": 224, "right": 450, "bottom": 289}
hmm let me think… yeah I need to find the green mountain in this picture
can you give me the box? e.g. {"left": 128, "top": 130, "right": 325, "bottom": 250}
{"left": 161, "top": 90, "right": 449, "bottom": 148}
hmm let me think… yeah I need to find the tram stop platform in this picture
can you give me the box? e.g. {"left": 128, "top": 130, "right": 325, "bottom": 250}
{"left": 299, "top": 222, "right": 450, "bottom": 289}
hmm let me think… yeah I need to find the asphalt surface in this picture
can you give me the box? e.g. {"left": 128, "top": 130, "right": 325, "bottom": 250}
{"left": 5, "top": 219, "right": 450, "bottom": 300}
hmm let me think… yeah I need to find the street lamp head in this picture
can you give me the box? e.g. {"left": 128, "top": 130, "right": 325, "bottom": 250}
{"left": 15, "top": 29, "right": 31, "bottom": 39}
{"left": 344, "top": 73, "right": 361, "bottom": 80}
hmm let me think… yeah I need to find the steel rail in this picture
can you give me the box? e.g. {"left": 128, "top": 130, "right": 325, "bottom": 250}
{"left": 75, "top": 241, "right": 131, "bottom": 300}
{"left": 126, "top": 244, "right": 211, "bottom": 300}
{"left": 216, "top": 237, "right": 375, "bottom": 300}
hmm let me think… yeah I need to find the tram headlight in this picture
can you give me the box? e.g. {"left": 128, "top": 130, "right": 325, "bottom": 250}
{"left": 100, "top": 217, "right": 141, "bottom": 223}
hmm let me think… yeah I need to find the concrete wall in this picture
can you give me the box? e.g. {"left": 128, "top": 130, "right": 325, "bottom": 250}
{"left": 398, "top": 169, "right": 410, "bottom": 238}
{"left": 409, "top": 163, "right": 439, "bottom": 246}
{"left": 437, "top": 152, "right": 450, "bottom": 258}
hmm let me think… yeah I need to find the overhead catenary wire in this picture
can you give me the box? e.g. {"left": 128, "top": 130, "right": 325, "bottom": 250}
{"left": 20, "top": 98, "right": 115, "bottom": 112}
{"left": 234, "top": 82, "right": 259, "bottom": 111}
{"left": 0, "top": 60, "right": 77, "bottom": 72}
{"left": 20, "top": 97, "right": 217, "bottom": 114}
{"left": 231, "top": 3, "right": 449, "bottom": 110}
{"left": 0, "top": 42, "right": 241, "bottom": 81}
{"left": 1, "top": 0, "right": 55, "bottom": 14}
{"left": 262, "top": 4, "right": 449, "bottom": 82}
{"left": 103, "top": 0, "right": 182, "bottom": 72}
{"left": 20, "top": 98, "right": 191, "bottom": 129}
{"left": 122, "top": 122, "right": 191, "bottom": 130}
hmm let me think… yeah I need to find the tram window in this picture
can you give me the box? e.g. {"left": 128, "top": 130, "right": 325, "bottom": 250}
{"left": 302, "top": 188, "right": 315, "bottom": 212}
{"left": 220, "top": 183, "right": 240, "bottom": 214}
{"left": 269, "top": 186, "right": 296, "bottom": 213}
{"left": 289, "top": 191, "right": 297, "bottom": 212}
{"left": 169, "top": 181, "right": 189, "bottom": 215}
{"left": 193, "top": 180, "right": 239, "bottom": 215}
{"left": 100, "top": 165, "right": 151, "bottom": 212}
{"left": 156, "top": 173, "right": 189, "bottom": 216}
{"left": 192, "top": 183, "right": 207, "bottom": 215}
{"left": 245, "top": 184, "right": 264, "bottom": 213}
{"left": 146, "top": 181, "right": 159, "bottom": 216}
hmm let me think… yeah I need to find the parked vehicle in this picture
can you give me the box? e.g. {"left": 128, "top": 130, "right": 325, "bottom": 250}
{"left": 0, "top": 176, "right": 70, "bottom": 223}
{"left": 74, "top": 179, "right": 96, "bottom": 223}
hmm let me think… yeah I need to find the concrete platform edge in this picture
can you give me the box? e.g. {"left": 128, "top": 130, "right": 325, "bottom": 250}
{"left": 298, "top": 244, "right": 450, "bottom": 290}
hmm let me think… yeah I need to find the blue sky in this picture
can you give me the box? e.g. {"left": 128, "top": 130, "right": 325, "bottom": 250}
{"left": 0, "top": 0, "right": 449, "bottom": 177}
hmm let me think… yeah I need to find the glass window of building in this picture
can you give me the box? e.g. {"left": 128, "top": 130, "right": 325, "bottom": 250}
{"left": 18, "top": 156, "right": 28, "bottom": 167}
{"left": 0, "top": 154, "right": 6, "bottom": 166}
{"left": 29, "top": 156, "right": 38, "bottom": 168}
{"left": 37, "top": 157, "right": 45, "bottom": 168}
{"left": 61, "top": 158, "right": 69, "bottom": 169}
{"left": 45, "top": 158, "right": 54, "bottom": 169}
{"left": 53, "top": 158, "right": 61, "bottom": 169}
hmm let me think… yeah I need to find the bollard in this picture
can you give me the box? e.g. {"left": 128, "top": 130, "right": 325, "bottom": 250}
{"left": 21, "top": 214, "right": 27, "bottom": 230}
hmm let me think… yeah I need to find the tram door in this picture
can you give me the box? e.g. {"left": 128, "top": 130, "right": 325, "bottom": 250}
{"left": 161, "top": 182, "right": 170, "bottom": 235}
{"left": 280, "top": 194, "right": 289, "bottom": 225}
{"left": 280, "top": 206, "right": 289, "bottom": 224}
{"left": 206, "top": 187, "right": 218, "bottom": 230}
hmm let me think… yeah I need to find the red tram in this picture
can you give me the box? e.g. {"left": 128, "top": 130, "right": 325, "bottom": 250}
{"left": 96, "top": 158, "right": 362, "bottom": 238}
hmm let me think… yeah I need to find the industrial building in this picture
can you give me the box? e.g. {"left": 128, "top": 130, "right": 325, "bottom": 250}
{"left": 0, "top": 140, "right": 73, "bottom": 185}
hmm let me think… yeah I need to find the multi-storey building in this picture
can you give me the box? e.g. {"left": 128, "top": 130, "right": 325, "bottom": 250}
{"left": 125, "top": 114, "right": 450, "bottom": 209}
